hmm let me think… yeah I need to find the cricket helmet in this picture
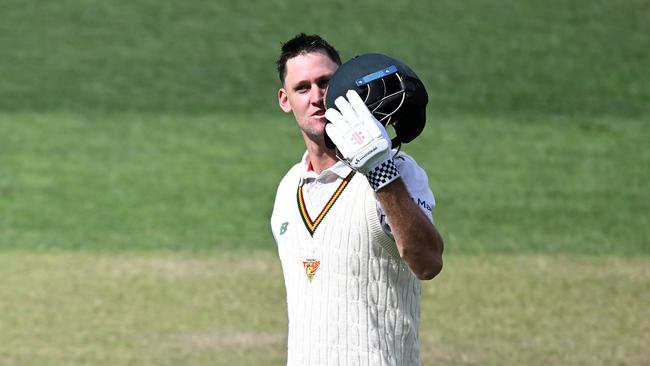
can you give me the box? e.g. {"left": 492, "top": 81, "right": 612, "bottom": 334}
{"left": 325, "top": 53, "right": 428, "bottom": 148}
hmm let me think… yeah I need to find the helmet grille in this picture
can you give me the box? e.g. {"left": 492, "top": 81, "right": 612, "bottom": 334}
{"left": 360, "top": 72, "right": 406, "bottom": 127}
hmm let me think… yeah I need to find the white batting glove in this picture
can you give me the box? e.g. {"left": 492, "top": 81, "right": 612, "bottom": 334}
{"left": 325, "top": 90, "right": 400, "bottom": 191}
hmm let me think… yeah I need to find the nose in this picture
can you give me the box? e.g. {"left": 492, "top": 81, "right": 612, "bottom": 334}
{"left": 310, "top": 85, "right": 325, "bottom": 105}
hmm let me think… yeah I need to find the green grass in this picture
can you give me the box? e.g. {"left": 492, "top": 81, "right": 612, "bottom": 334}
{"left": 1, "top": 1, "right": 648, "bottom": 365}
{"left": 0, "top": 112, "right": 299, "bottom": 251}
{"left": 415, "top": 114, "right": 650, "bottom": 255}
{"left": 1, "top": 1, "right": 648, "bottom": 254}
{"left": 0, "top": 0, "right": 648, "bottom": 117}
{"left": 0, "top": 252, "right": 647, "bottom": 366}
{"left": 0, "top": 251, "right": 287, "bottom": 365}
{"left": 421, "top": 254, "right": 650, "bottom": 365}
{"left": 1, "top": 112, "right": 648, "bottom": 254}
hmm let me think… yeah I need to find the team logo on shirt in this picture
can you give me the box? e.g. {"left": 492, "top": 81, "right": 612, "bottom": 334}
{"left": 279, "top": 222, "right": 289, "bottom": 235}
{"left": 303, "top": 259, "right": 321, "bottom": 283}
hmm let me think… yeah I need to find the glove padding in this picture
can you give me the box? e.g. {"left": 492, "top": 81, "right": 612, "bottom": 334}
{"left": 325, "top": 90, "right": 400, "bottom": 191}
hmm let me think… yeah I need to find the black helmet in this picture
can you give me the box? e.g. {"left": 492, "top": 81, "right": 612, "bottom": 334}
{"left": 325, "top": 53, "right": 428, "bottom": 148}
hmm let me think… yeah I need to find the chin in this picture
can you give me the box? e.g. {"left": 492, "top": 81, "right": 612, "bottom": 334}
{"left": 309, "top": 117, "right": 326, "bottom": 129}
{"left": 303, "top": 127, "right": 326, "bottom": 142}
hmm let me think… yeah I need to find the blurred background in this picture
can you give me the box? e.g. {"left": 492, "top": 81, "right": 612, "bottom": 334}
{"left": 0, "top": 0, "right": 648, "bottom": 365}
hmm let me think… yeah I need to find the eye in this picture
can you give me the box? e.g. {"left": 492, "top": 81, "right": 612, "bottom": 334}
{"left": 294, "top": 84, "right": 309, "bottom": 93}
{"left": 319, "top": 79, "right": 330, "bottom": 89}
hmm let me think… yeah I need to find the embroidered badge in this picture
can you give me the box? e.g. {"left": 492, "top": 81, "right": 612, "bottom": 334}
{"left": 303, "top": 259, "right": 321, "bottom": 283}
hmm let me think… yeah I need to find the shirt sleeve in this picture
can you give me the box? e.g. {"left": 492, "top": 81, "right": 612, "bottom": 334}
{"left": 376, "top": 152, "right": 436, "bottom": 238}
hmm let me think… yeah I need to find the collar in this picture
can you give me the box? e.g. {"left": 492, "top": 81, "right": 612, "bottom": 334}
{"left": 299, "top": 151, "right": 352, "bottom": 185}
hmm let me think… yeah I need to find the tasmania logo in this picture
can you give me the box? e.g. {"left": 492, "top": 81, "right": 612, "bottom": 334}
{"left": 303, "top": 259, "right": 321, "bottom": 283}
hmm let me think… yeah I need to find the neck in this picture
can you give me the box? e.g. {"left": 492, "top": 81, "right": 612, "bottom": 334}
{"left": 304, "top": 138, "right": 338, "bottom": 174}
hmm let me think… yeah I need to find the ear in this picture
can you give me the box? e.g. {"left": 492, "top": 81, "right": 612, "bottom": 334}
{"left": 278, "top": 88, "right": 292, "bottom": 113}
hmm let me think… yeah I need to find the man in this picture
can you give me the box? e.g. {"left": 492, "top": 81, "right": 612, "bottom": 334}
{"left": 271, "top": 33, "right": 444, "bottom": 366}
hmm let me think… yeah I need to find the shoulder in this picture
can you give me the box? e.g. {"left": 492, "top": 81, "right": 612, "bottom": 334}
{"left": 393, "top": 151, "right": 431, "bottom": 195}
{"left": 277, "top": 162, "right": 303, "bottom": 188}
{"left": 273, "top": 162, "right": 302, "bottom": 203}
{"left": 393, "top": 150, "right": 422, "bottom": 170}
{"left": 271, "top": 162, "right": 302, "bottom": 226}
{"left": 394, "top": 151, "right": 437, "bottom": 216}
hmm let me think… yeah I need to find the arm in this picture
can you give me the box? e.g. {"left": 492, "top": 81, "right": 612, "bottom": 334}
{"left": 376, "top": 178, "right": 444, "bottom": 280}
{"left": 324, "top": 90, "right": 444, "bottom": 279}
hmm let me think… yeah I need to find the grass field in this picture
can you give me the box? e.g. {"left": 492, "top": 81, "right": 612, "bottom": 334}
{"left": 1, "top": 0, "right": 649, "bottom": 365}
{"left": 1, "top": 113, "right": 648, "bottom": 365}
{"left": 1, "top": 252, "right": 648, "bottom": 365}
{"left": 1, "top": 113, "right": 647, "bottom": 255}
{"left": 1, "top": 0, "right": 648, "bottom": 117}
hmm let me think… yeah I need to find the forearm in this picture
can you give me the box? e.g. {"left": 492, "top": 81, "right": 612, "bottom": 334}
{"left": 376, "top": 178, "right": 444, "bottom": 280}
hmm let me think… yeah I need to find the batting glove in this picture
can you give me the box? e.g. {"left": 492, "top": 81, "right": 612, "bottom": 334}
{"left": 325, "top": 90, "right": 400, "bottom": 191}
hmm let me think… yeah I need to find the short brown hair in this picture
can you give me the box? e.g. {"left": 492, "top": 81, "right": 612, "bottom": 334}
{"left": 276, "top": 33, "right": 342, "bottom": 85}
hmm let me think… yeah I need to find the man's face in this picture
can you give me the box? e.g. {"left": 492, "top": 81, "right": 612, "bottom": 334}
{"left": 278, "top": 51, "right": 339, "bottom": 143}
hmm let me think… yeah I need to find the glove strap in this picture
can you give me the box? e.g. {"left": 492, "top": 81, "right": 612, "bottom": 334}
{"left": 366, "top": 159, "right": 400, "bottom": 191}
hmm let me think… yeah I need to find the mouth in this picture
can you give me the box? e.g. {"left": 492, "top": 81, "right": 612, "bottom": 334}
{"left": 311, "top": 110, "right": 326, "bottom": 119}
{"left": 312, "top": 108, "right": 325, "bottom": 117}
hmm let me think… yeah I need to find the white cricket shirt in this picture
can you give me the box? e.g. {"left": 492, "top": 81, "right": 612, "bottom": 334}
{"left": 271, "top": 151, "right": 437, "bottom": 366}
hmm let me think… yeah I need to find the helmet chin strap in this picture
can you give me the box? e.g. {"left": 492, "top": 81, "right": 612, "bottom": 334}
{"left": 391, "top": 137, "right": 402, "bottom": 151}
